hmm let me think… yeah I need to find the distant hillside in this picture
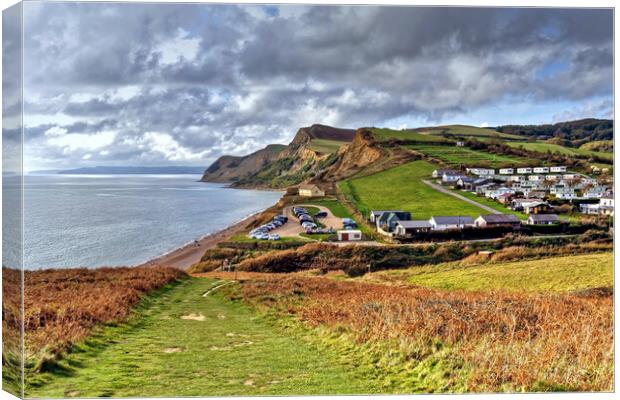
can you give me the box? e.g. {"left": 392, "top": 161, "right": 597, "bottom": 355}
{"left": 57, "top": 166, "right": 206, "bottom": 175}
{"left": 200, "top": 144, "right": 286, "bottom": 183}
{"left": 496, "top": 119, "right": 613, "bottom": 147}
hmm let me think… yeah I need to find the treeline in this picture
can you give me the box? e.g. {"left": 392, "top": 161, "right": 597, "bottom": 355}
{"left": 497, "top": 118, "right": 613, "bottom": 148}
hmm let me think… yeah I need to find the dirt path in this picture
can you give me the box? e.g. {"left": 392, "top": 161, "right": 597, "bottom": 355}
{"left": 421, "top": 180, "right": 502, "bottom": 215}
{"left": 28, "top": 278, "right": 377, "bottom": 397}
{"left": 137, "top": 213, "right": 262, "bottom": 270}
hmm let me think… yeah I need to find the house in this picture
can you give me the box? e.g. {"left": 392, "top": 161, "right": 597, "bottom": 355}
{"left": 456, "top": 176, "right": 476, "bottom": 189}
{"left": 522, "top": 201, "right": 549, "bottom": 214}
{"left": 337, "top": 230, "right": 362, "bottom": 241}
{"left": 474, "top": 214, "right": 521, "bottom": 228}
{"left": 509, "top": 175, "right": 526, "bottom": 182}
{"left": 600, "top": 197, "right": 614, "bottom": 216}
{"left": 485, "top": 187, "right": 515, "bottom": 200}
{"left": 511, "top": 198, "right": 539, "bottom": 211}
{"left": 545, "top": 174, "right": 560, "bottom": 181}
{"left": 583, "top": 187, "right": 608, "bottom": 199}
{"left": 466, "top": 168, "right": 495, "bottom": 176}
{"left": 442, "top": 171, "right": 466, "bottom": 184}
{"left": 528, "top": 175, "right": 543, "bottom": 182}
{"left": 497, "top": 192, "right": 514, "bottom": 205}
{"left": 369, "top": 210, "right": 400, "bottom": 224}
{"left": 476, "top": 183, "right": 496, "bottom": 196}
{"left": 527, "top": 214, "right": 560, "bottom": 225}
{"left": 394, "top": 220, "right": 432, "bottom": 238}
{"left": 563, "top": 173, "right": 580, "bottom": 181}
{"left": 429, "top": 216, "right": 475, "bottom": 231}
{"left": 432, "top": 169, "right": 457, "bottom": 179}
{"left": 516, "top": 167, "right": 533, "bottom": 174}
{"left": 377, "top": 211, "right": 412, "bottom": 234}
{"left": 456, "top": 141, "right": 465, "bottom": 147}
{"left": 298, "top": 184, "right": 325, "bottom": 197}
{"left": 533, "top": 167, "right": 549, "bottom": 173}
{"left": 499, "top": 168, "right": 514, "bottom": 175}
{"left": 580, "top": 198, "right": 613, "bottom": 216}
{"left": 580, "top": 203, "right": 600, "bottom": 215}
{"left": 550, "top": 166, "right": 567, "bottom": 173}
{"left": 525, "top": 190, "right": 546, "bottom": 199}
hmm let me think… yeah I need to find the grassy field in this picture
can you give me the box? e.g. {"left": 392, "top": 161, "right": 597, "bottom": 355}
{"left": 367, "top": 253, "right": 613, "bottom": 293}
{"left": 506, "top": 141, "right": 613, "bottom": 161}
{"left": 370, "top": 128, "right": 451, "bottom": 142}
{"left": 339, "top": 160, "right": 485, "bottom": 219}
{"left": 408, "top": 144, "right": 533, "bottom": 167}
{"left": 308, "top": 139, "right": 347, "bottom": 154}
{"left": 423, "top": 125, "right": 524, "bottom": 139}
{"left": 293, "top": 198, "right": 352, "bottom": 218}
{"left": 28, "top": 278, "right": 379, "bottom": 397}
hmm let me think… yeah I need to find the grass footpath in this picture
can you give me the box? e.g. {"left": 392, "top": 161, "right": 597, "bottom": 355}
{"left": 366, "top": 253, "right": 613, "bottom": 293}
{"left": 27, "top": 278, "right": 379, "bottom": 397}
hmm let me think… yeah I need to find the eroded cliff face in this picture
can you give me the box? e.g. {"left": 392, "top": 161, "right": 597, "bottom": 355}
{"left": 317, "top": 129, "right": 383, "bottom": 182}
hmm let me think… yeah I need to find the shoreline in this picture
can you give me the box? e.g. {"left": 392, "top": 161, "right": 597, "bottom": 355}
{"left": 136, "top": 209, "right": 267, "bottom": 270}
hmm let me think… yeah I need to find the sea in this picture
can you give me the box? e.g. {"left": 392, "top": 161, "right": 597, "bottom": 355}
{"left": 2, "top": 174, "right": 283, "bottom": 270}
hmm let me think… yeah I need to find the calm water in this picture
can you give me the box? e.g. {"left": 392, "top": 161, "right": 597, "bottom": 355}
{"left": 3, "top": 174, "right": 282, "bottom": 270}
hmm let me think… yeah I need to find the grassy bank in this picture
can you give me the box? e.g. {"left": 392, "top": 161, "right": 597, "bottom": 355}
{"left": 240, "top": 273, "right": 613, "bottom": 392}
{"left": 364, "top": 252, "right": 613, "bottom": 293}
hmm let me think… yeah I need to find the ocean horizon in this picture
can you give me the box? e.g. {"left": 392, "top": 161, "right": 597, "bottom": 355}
{"left": 3, "top": 174, "right": 282, "bottom": 270}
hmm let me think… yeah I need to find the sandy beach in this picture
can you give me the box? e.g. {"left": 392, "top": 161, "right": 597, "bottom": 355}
{"left": 137, "top": 212, "right": 263, "bottom": 270}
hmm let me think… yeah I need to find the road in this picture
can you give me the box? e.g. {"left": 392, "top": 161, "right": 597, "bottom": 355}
{"left": 421, "top": 180, "right": 502, "bottom": 214}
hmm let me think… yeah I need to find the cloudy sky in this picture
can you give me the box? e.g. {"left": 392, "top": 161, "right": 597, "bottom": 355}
{"left": 8, "top": 3, "right": 615, "bottom": 170}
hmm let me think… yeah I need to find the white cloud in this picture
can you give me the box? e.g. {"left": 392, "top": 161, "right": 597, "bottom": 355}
{"left": 47, "top": 130, "right": 117, "bottom": 151}
{"left": 155, "top": 28, "right": 201, "bottom": 65}
{"left": 44, "top": 126, "right": 68, "bottom": 137}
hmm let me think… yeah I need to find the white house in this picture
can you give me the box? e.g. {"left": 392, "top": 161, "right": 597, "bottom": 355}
{"left": 442, "top": 171, "right": 465, "bottom": 183}
{"left": 583, "top": 187, "right": 607, "bottom": 199}
{"left": 545, "top": 175, "right": 560, "bottom": 181}
{"left": 517, "top": 167, "right": 533, "bottom": 174}
{"left": 466, "top": 168, "right": 495, "bottom": 176}
{"left": 429, "top": 216, "right": 475, "bottom": 231}
{"left": 563, "top": 173, "right": 580, "bottom": 181}
{"left": 499, "top": 168, "right": 514, "bottom": 175}
{"left": 600, "top": 197, "right": 614, "bottom": 216}
{"left": 298, "top": 184, "right": 325, "bottom": 197}
{"left": 550, "top": 166, "right": 567, "bottom": 173}
{"left": 509, "top": 175, "right": 526, "bottom": 182}
{"left": 485, "top": 187, "right": 515, "bottom": 200}
{"left": 533, "top": 167, "right": 549, "bottom": 173}
{"left": 528, "top": 175, "right": 544, "bottom": 182}
{"left": 337, "top": 230, "right": 362, "bottom": 241}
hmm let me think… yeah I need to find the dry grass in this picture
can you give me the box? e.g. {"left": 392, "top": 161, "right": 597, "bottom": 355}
{"left": 239, "top": 275, "right": 613, "bottom": 392}
{"left": 13, "top": 266, "right": 186, "bottom": 362}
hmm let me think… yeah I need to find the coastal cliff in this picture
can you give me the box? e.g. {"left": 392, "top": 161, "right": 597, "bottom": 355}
{"left": 202, "top": 124, "right": 356, "bottom": 189}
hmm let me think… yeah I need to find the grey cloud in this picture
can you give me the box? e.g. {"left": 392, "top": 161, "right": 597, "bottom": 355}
{"left": 18, "top": 3, "right": 613, "bottom": 169}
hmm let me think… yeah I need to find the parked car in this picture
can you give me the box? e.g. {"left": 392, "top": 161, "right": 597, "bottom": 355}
{"left": 267, "top": 234, "right": 280, "bottom": 240}
{"left": 315, "top": 211, "right": 328, "bottom": 218}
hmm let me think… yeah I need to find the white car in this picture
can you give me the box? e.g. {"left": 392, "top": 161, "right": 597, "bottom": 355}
{"left": 268, "top": 234, "right": 280, "bottom": 240}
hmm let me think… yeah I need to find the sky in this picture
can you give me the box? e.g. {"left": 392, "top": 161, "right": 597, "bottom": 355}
{"left": 3, "top": 3, "right": 614, "bottom": 171}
